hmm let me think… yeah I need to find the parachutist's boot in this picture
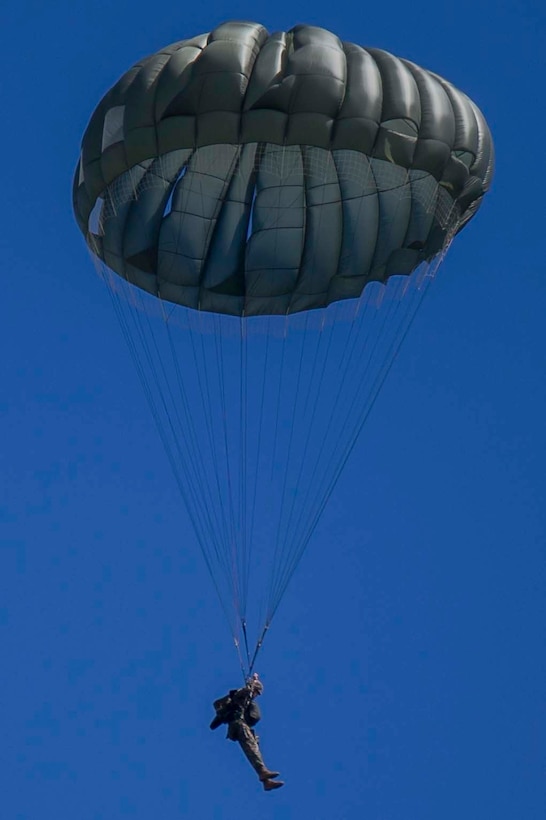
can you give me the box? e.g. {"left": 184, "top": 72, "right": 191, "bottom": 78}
{"left": 259, "top": 769, "right": 281, "bottom": 781}
{"left": 263, "top": 779, "right": 284, "bottom": 791}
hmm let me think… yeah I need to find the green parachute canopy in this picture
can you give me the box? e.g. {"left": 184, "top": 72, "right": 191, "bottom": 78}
{"left": 74, "top": 21, "right": 493, "bottom": 317}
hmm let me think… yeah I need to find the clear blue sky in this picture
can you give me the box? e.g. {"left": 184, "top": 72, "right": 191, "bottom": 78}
{"left": 2, "top": 1, "right": 545, "bottom": 818}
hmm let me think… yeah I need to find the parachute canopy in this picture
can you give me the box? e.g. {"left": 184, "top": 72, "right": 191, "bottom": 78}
{"left": 73, "top": 22, "right": 494, "bottom": 317}
{"left": 73, "top": 23, "right": 493, "bottom": 673}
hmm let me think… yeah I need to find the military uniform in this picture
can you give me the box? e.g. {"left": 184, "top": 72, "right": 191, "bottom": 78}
{"left": 210, "top": 679, "right": 283, "bottom": 790}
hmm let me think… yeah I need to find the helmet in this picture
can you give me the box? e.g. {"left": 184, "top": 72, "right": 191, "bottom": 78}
{"left": 248, "top": 674, "right": 264, "bottom": 696}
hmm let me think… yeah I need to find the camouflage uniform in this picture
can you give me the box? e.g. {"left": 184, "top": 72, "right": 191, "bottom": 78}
{"left": 210, "top": 681, "right": 281, "bottom": 784}
{"left": 227, "top": 717, "right": 267, "bottom": 776}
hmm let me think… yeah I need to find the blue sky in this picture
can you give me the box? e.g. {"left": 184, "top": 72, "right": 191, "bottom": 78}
{"left": 2, "top": 1, "right": 545, "bottom": 818}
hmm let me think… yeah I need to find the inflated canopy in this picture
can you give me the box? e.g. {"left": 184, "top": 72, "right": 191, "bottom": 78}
{"left": 73, "top": 21, "right": 494, "bottom": 316}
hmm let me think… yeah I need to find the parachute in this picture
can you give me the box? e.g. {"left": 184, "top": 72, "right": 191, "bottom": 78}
{"left": 73, "top": 22, "right": 494, "bottom": 674}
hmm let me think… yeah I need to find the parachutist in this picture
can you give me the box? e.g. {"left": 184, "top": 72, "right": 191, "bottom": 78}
{"left": 210, "top": 673, "right": 284, "bottom": 791}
